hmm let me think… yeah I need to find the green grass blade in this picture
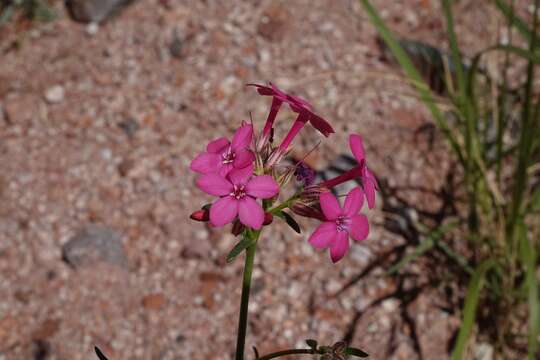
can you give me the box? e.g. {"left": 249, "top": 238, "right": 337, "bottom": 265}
{"left": 359, "top": 0, "right": 465, "bottom": 166}
{"left": 519, "top": 221, "right": 539, "bottom": 359}
{"left": 386, "top": 221, "right": 458, "bottom": 275}
{"left": 451, "top": 259, "right": 497, "bottom": 360}
{"left": 386, "top": 237, "right": 434, "bottom": 276}
{"left": 494, "top": 0, "right": 534, "bottom": 44}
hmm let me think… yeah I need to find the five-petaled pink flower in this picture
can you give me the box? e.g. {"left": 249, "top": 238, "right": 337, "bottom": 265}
{"left": 308, "top": 188, "right": 369, "bottom": 263}
{"left": 196, "top": 166, "right": 279, "bottom": 230}
{"left": 349, "top": 134, "right": 379, "bottom": 209}
{"left": 190, "top": 123, "right": 255, "bottom": 176}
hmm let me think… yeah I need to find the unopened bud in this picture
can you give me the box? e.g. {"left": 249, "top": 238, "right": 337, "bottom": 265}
{"left": 190, "top": 209, "right": 209, "bottom": 222}
{"left": 290, "top": 202, "right": 326, "bottom": 221}
{"left": 263, "top": 212, "right": 273, "bottom": 225}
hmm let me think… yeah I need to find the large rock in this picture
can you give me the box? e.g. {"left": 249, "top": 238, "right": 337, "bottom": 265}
{"left": 62, "top": 225, "right": 128, "bottom": 268}
{"left": 65, "top": 0, "right": 134, "bottom": 23}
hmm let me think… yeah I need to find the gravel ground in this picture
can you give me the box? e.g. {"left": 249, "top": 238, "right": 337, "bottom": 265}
{"left": 0, "top": 0, "right": 531, "bottom": 359}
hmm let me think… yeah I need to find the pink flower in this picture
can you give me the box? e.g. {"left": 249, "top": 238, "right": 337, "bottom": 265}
{"left": 308, "top": 188, "right": 369, "bottom": 263}
{"left": 320, "top": 134, "right": 379, "bottom": 209}
{"left": 190, "top": 124, "right": 255, "bottom": 176}
{"left": 349, "top": 134, "right": 379, "bottom": 209}
{"left": 248, "top": 83, "right": 334, "bottom": 152}
{"left": 196, "top": 166, "right": 279, "bottom": 230}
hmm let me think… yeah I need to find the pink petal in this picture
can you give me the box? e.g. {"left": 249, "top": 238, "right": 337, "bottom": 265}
{"left": 365, "top": 167, "right": 379, "bottom": 190}
{"left": 330, "top": 231, "right": 350, "bottom": 263}
{"left": 309, "top": 113, "right": 334, "bottom": 137}
{"left": 233, "top": 149, "right": 255, "bottom": 169}
{"left": 308, "top": 222, "right": 337, "bottom": 249}
{"left": 245, "top": 175, "right": 279, "bottom": 199}
{"left": 228, "top": 164, "right": 254, "bottom": 185}
{"left": 363, "top": 177, "right": 376, "bottom": 209}
{"left": 219, "top": 163, "right": 234, "bottom": 177}
{"left": 349, "top": 214, "right": 369, "bottom": 242}
{"left": 349, "top": 134, "right": 366, "bottom": 163}
{"left": 343, "top": 187, "right": 364, "bottom": 216}
{"left": 319, "top": 191, "right": 342, "bottom": 221}
{"left": 196, "top": 174, "right": 233, "bottom": 196}
{"left": 190, "top": 153, "right": 222, "bottom": 174}
{"left": 210, "top": 196, "right": 238, "bottom": 226}
{"left": 231, "top": 124, "right": 253, "bottom": 150}
{"left": 206, "top": 137, "right": 230, "bottom": 154}
{"left": 238, "top": 196, "right": 264, "bottom": 230}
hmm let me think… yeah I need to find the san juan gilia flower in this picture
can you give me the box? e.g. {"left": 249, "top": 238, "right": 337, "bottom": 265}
{"left": 308, "top": 187, "right": 369, "bottom": 263}
{"left": 196, "top": 165, "right": 279, "bottom": 230}
{"left": 190, "top": 123, "right": 255, "bottom": 176}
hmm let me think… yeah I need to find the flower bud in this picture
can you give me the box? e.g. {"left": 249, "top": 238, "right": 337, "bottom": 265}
{"left": 190, "top": 209, "right": 209, "bottom": 222}
{"left": 231, "top": 220, "right": 245, "bottom": 236}
{"left": 290, "top": 202, "right": 326, "bottom": 221}
{"left": 263, "top": 212, "right": 273, "bottom": 225}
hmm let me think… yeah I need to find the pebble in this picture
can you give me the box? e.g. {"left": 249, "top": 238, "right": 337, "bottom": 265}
{"left": 62, "top": 225, "right": 128, "bottom": 268}
{"left": 86, "top": 22, "right": 99, "bottom": 35}
{"left": 66, "top": 0, "right": 132, "bottom": 23}
{"left": 44, "top": 85, "right": 65, "bottom": 104}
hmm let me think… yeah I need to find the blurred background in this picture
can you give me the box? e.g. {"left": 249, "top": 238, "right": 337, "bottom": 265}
{"left": 0, "top": 0, "right": 538, "bottom": 359}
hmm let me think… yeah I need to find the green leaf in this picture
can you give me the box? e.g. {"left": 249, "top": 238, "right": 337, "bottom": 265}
{"left": 226, "top": 234, "right": 256, "bottom": 263}
{"left": 305, "top": 339, "right": 318, "bottom": 350}
{"left": 275, "top": 211, "right": 301, "bottom": 234}
{"left": 386, "top": 221, "right": 458, "bottom": 275}
{"left": 344, "top": 347, "right": 369, "bottom": 357}
{"left": 451, "top": 259, "right": 497, "bottom": 360}
{"left": 518, "top": 221, "right": 539, "bottom": 359}
{"left": 386, "top": 237, "right": 434, "bottom": 275}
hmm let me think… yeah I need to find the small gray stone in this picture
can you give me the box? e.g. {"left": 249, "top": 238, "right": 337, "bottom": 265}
{"left": 66, "top": 0, "right": 133, "bottom": 23}
{"left": 44, "top": 85, "right": 65, "bottom": 104}
{"left": 62, "top": 225, "right": 128, "bottom": 268}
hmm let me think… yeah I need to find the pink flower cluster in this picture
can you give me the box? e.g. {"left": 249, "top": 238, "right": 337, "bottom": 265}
{"left": 190, "top": 82, "right": 378, "bottom": 263}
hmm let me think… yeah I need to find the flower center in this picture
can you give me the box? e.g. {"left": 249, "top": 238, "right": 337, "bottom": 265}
{"left": 335, "top": 216, "right": 350, "bottom": 232}
{"left": 222, "top": 148, "right": 235, "bottom": 164}
{"left": 230, "top": 184, "right": 246, "bottom": 200}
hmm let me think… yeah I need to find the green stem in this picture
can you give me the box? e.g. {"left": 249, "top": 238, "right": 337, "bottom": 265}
{"left": 258, "top": 349, "right": 317, "bottom": 360}
{"left": 235, "top": 241, "right": 258, "bottom": 360}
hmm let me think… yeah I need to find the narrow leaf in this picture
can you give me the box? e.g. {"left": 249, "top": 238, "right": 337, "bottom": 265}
{"left": 451, "top": 259, "right": 496, "bottom": 360}
{"left": 226, "top": 235, "right": 255, "bottom": 263}
{"left": 275, "top": 211, "right": 301, "bottom": 234}
{"left": 519, "top": 221, "right": 539, "bottom": 359}
{"left": 344, "top": 347, "right": 369, "bottom": 357}
{"left": 386, "top": 237, "right": 434, "bottom": 275}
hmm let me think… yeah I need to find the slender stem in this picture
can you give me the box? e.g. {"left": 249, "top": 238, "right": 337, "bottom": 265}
{"left": 258, "top": 349, "right": 317, "bottom": 360}
{"left": 235, "top": 241, "right": 258, "bottom": 360}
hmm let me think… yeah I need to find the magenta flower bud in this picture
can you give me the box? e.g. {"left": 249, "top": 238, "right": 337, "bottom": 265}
{"left": 263, "top": 212, "right": 273, "bottom": 226}
{"left": 290, "top": 202, "right": 326, "bottom": 222}
{"left": 190, "top": 209, "right": 210, "bottom": 222}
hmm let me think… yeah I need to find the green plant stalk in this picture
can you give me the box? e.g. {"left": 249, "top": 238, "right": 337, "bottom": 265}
{"left": 257, "top": 349, "right": 317, "bottom": 360}
{"left": 235, "top": 237, "right": 259, "bottom": 360}
{"left": 507, "top": 0, "right": 539, "bottom": 246}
